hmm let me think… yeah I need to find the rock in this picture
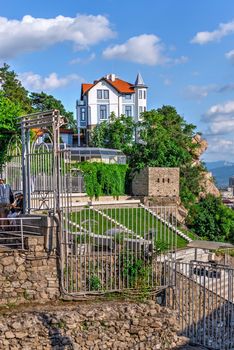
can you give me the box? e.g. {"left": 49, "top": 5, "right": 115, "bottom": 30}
{"left": 1, "top": 256, "right": 15, "bottom": 267}
{"left": 5, "top": 331, "right": 15, "bottom": 339}
{"left": 0, "top": 301, "right": 194, "bottom": 349}
{"left": 192, "top": 134, "right": 208, "bottom": 159}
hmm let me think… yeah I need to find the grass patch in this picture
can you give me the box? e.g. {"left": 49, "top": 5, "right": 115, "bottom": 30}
{"left": 70, "top": 207, "right": 188, "bottom": 249}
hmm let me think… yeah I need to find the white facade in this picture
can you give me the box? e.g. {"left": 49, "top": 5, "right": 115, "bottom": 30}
{"left": 76, "top": 73, "right": 148, "bottom": 146}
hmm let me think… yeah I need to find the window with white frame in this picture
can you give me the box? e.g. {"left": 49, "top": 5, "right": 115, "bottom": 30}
{"left": 80, "top": 107, "right": 86, "bottom": 121}
{"left": 104, "top": 90, "right": 109, "bottom": 99}
{"left": 97, "top": 90, "right": 102, "bottom": 99}
{"left": 143, "top": 90, "right": 146, "bottom": 99}
{"left": 125, "top": 94, "right": 131, "bottom": 99}
{"left": 97, "top": 89, "right": 109, "bottom": 99}
{"left": 139, "top": 106, "right": 143, "bottom": 114}
{"left": 125, "top": 105, "right": 132, "bottom": 117}
{"left": 139, "top": 90, "right": 143, "bottom": 99}
{"left": 100, "top": 105, "right": 107, "bottom": 120}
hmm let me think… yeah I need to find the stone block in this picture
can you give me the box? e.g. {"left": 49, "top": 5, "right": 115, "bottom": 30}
{"left": 1, "top": 256, "right": 14, "bottom": 266}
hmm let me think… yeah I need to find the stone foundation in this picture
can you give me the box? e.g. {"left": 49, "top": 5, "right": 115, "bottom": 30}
{"left": 0, "top": 301, "right": 192, "bottom": 350}
{"left": 0, "top": 236, "right": 60, "bottom": 307}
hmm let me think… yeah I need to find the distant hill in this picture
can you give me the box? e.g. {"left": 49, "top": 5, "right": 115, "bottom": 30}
{"left": 206, "top": 161, "right": 234, "bottom": 188}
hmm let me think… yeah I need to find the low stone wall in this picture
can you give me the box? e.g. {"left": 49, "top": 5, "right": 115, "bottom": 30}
{"left": 0, "top": 236, "right": 60, "bottom": 307}
{"left": 0, "top": 301, "right": 192, "bottom": 350}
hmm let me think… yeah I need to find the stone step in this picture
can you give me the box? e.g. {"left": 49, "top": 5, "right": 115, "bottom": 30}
{"left": 139, "top": 204, "right": 191, "bottom": 243}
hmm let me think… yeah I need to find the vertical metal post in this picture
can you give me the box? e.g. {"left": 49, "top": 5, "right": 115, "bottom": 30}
{"left": 20, "top": 218, "right": 24, "bottom": 250}
{"left": 21, "top": 119, "right": 27, "bottom": 214}
{"left": 25, "top": 128, "right": 31, "bottom": 213}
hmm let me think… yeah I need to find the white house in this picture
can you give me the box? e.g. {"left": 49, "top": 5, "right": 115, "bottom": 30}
{"left": 76, "top": 73, "right": 148, "bottom": 146}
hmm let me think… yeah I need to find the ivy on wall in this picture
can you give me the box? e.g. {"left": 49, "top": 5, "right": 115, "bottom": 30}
{"left": 75, "top": 162, "right": 128, "bottom": 199}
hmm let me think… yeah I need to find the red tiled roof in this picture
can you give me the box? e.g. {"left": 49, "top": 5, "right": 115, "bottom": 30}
{"left": 82, "top": 83, "right": 94, "bottom": 94}
{"left": 81, "top": 77, "right": 135, "bottom": 95}
{"left": 107, "top": 78, "right": 135, "bottom": 93}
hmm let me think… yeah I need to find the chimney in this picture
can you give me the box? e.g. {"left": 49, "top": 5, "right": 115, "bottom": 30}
{"left": 110, "top": 73, "right": 116, "bottom": 81}
{"left": 106, "top": 73, "right": 116, "bottom": 81}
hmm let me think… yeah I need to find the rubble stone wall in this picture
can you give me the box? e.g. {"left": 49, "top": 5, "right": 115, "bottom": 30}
{"left": 0, "top": 301, "right": 192, "bottom": 350}
{"left": 0, "top": 236, "right": 60, "bottom": 307}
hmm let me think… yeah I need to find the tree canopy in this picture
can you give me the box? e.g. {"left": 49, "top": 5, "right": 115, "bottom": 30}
{"left": 0, "top": 64, "right": 76, "bottom": 165}
{"left": 90, "top": 112, "right": 135, "bottom": 154}
{"left": 30, "top": 92, "right": 76, "bottom": 130}
{"left": 0, "top": 63, "right": 32, "bottom": 113}
{"left": 186, "top": 195, "right": 234, "bottom": 242}
{"left": 90, "top": 106, "right": 204, "bottom": 207}
{"left": 0, "top": 92, "right": 23, "bottom": 167}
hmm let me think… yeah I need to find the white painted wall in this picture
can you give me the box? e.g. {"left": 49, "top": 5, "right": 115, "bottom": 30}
{"left": 88, "top": 80, "right": 119, "bottom": 124}
{"left": 77, "top": 76, "right": 148, "bottom": 129}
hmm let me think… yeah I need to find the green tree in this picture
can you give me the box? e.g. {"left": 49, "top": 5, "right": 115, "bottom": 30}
{"left": 0, "top": 92, "right": 23, "bottom": 167}
{"left": 186, "top": 194, "right": 234, "bottom": 242}
{"left": 90, "top": 106, "right": 203, "bottom": 206}
{"left": 90, "top": 112, "right": 135, "bottom": 154}
{"left": 30, "top": 92, "right": 76, "bottom": 130}
{"left": 0, "top": 63, "right": 32, "bottom": 113}
{"left": 130, "top": 106, "right": 197, "bottom": 169}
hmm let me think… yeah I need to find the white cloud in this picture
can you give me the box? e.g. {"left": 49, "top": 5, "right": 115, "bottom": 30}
{"left": 103, "top": 34, "right": 166, "bottom": 65}
{"left": 19, "top": 72, "right": 83, "bottom": 91}
{"left": 206, "top": 137, "right": 234, "bottom": 155}
{"left": 185, "top": 85, "right": 217, "bottom": 100}
{"left": 207, "top": 120, "right": 234, "bottom": 135}
{"left": 206, "top": 100, "right": 234, "bottom": 116}
{"left": 172, "top": 55, "right": 188, "bottom": 65}
{"left": 203, "top": 100, "right": 234, "bottom": 135}
{"left": 163, "top": 78, "right": 172, "bottom": 86}
{"left": 103, "top": 34, "right": 188, "bottom": 66}
{"left": 185, "top": 84, "right": 234, "bottom": 100}
{"left": 0, "top": 14, "right": 115, "bottom": 59}
{"left": 225, "top": 49, "right": 234, "bottom": 61}
{"left": 191, "top": 20, "right": 234, "bottom": 44}
{"left": 69, "top": 53, "right": 96, "bottom": 65}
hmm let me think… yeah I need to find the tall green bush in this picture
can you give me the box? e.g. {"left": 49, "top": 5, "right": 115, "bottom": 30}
{"left": 76, "top": 162, "right": 128, "bottom": 199}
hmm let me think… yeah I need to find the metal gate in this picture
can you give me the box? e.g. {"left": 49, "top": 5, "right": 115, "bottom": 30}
{"left": 167, "top": 261, "right": 234, "bottom": 349}
{"left": 60, "top": 206, "right": 180, "bottom": 295}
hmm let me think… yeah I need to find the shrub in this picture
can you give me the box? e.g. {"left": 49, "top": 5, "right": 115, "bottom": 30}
{"left": 75, "top": 162, "right": 128, "bottom": 199}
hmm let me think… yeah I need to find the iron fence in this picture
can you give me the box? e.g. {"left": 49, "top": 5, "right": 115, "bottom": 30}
{"left": 166, "top": 261, "right": 234, "bottom": 350}
{"left": 0, "top": 216, "right": 42, "bottom": 250}
{"left": 61, "top": 206, "right": 179, "bottom": 295}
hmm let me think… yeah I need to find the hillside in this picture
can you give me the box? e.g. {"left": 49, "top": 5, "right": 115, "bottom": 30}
{"left": 206, "top": 161, "right": 234, "bottom": 188}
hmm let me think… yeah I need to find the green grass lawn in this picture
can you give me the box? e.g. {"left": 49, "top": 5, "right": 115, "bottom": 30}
{"left": 70, "top": 207, "right": 188, "bottom": 249}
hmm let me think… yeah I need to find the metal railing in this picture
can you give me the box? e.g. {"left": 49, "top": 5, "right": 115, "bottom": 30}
{"left": 166, "top": 261, "right": 234, "bottom": 350}
{"left": 0, "top": 216, "right": 42, "bottom": 250}
{"left": 61, "top": 206, "right": 179, "bottom": 295}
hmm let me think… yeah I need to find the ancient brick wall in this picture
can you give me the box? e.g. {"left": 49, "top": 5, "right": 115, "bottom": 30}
{"left": 132, "top": 167, "right": 180, "bottom": 197}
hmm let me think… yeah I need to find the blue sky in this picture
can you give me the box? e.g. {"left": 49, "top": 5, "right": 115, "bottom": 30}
{"left": 1, "top": 0, "right": 234, "bottom": 162}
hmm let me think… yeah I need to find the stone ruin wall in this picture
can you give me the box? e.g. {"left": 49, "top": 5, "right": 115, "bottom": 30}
{"left": 0, "top": 301, "right": 193, "bottom": 350}
{"left": 132, "top": 167, "right": 180, "bottom": 198}
{"left": 0, "top": 236, "right": 60, "bottom": 307}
